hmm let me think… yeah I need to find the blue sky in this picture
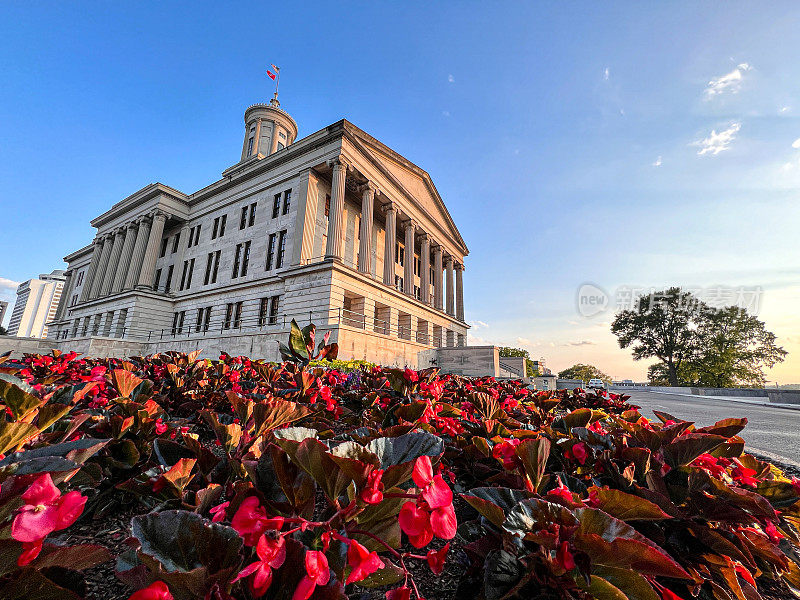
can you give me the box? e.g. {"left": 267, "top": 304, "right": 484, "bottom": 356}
{"left": 1, "top": 2, "right": 799, "bottom": 382}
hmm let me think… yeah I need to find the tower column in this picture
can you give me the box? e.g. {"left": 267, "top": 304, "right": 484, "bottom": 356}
{"left": 403, "top": 219, "right": 416, "bottom": 295}
{"left": 433, "top": 244, "right": 444, "bottom": 310}
{"left": 137, "top": 211, "right": 168, "bottom": 289}
{"left": 111, "top": 221, "right": 138, "bottom": 294}
{"left": 80, "top": 236, "right": 105, "bottom": 302}
{"left": 358, "top": 182, "right": 376, "bottom": 275}
{"left": 88, "top": 233, "right": 115, "bottom": 300}
{"left": 124, "top": 216, "right": 151, "bottom": 290}
{"left": 455, "top": 262, "right": 465, "bottom": 321}
{"left": 382, "top": 203, "right": 397, "bottom": 286}
{"left": 325, "top": 157, "right": 348, "bottom": 260}
{"left": 445, "top": 255, "right": 455, "bottom": 316}
{"left": 100, "top": 227, "right": 126, "bottom": 296}
{"left": 419, "top": 233, "right": 431, "bottom": 304}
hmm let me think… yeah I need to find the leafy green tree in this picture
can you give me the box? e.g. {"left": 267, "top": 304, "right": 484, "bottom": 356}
{"left": 498, "top": 347, "right": 538, "bottom": 377}
{"left": 648, "top": 306, "right": 786, "bottom": 387}
{"left": 611, "top": 287, "right": 702, "bottom": 387}
{"left": 614, "top": 288, "right": 787, "bottom": 387}
{"left": 0, "top": 325, "right": 6, "bottom": 336}
{"left": 557, "top": 363, "right": 609, "bottom": 383}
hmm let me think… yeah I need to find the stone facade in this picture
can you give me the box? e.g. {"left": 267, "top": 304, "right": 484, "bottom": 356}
{"left": 47, "top": 99, "right": 469, "bottom": 367}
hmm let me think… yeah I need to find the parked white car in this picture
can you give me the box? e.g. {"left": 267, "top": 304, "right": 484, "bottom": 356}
{"left": 588, "top": 378, "right": 606, "bottom": 390}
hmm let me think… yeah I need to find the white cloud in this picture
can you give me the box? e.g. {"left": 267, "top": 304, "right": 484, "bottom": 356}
{"left": 652, "top": 156, "right": 662, "bottom": 167}
{"left": 564, "top": 340, "right": 597, "bottom": 347}
{"left": 447, "top": 74, "right": 455, "bottom": 83}
{"left": 0, "top": 277, "right": 20, "bottom": 292}
{"left": 693, "top": 122, "right": 741, "bottom": 156}
{"left": 469, "top": 320, "right": 489, "bottom": 329}
{"left": 704, "top": 63, "right": 751, "bottom": 97}
{"left": 603, "top": 67, "right": 610, "bottom": 81}
{"left": 515, "top": 337, "right": 532, "bottom": 346}
{"left": 792, "top": 138, "right": 800, "bottom": 149}
{"left": 781, "top": 106, "right": 791, "bottom": 113}
{"left": 467, "top": 333, "right": 488, "bottom": 346}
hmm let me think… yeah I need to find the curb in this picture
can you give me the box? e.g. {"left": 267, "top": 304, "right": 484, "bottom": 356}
{"left": 643, "top": 390, "right": 800, "bottom": 412}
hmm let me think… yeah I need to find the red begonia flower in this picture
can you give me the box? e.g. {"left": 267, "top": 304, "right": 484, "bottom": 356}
{"left": 421, "top": 474, "right": 453, "bottom": 509}
{"left": 346, "top": 539, "right": 385, "bottom": 584}
{"left": 231, "top": 497, "right": 284, "bottom": 547}
{"left": 17, "top": 539, "right": 43, "bottom": 566}
{"left": 412, "top": 455, "right": 434, "bottom": 488}
{"left": 430, "top": 503, "right": 457, "bottom": 540}
{"left": 403, "top": 368, "right": 419, "bottom": 383}
{"left": 731, "top": 460, "right": 759, "bottom": 487}
{"left": 233, "top": 534, "right": 286, "bottom": 596}
{"left": 492, "top": 438, "right": 521, "bottom": 470}
{"left": 11, "top": 474, "right": 86, "bottom": 544}
{"left": 128, "top": 581, "right": 174, "bottom": 600}
{"left": 361, "top": 469, "right": 385, "bottom": 505}
{"left": 556, "top": 541, "right": 575, "bottom": 570}
{"left": 386, "top": 587, "right": 412, "bottom": 600}
{"left": 155, "top": 418, "right": 168, "bottom": 435}
{"left": 292, "top": 550, "right": 330, "bottom": 600}
{"left": 426, "top": 543, "right": 449, "bottom": 574}
{"left": 209, "top": 501, "right": 230, "bottom": 523}
{"left": 567, "top": 442, "right": 589, "bottom": 465}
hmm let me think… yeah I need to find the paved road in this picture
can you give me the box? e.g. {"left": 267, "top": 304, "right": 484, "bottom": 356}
{"left": 622, "top": 390, "right": 800, "bottom": 467}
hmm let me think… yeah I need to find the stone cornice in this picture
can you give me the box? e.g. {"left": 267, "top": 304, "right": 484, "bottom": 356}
{"left": 90, "top": 183, "right": 189, "bottom": 228}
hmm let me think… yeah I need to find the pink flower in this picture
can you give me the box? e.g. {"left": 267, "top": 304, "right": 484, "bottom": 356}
{"left": 292, "top": 550, "right": 330, "bottom": 600}
{"left": 345, "top": 539, "right": 385, "bottom": 584}
{"left": 566, "top": 442, "right": 588, "bottom": 465}
{"left": 128, "top": 581, "right": 173, "bottom": 600}
{"left": 209, "top": 501, "right": 230, "bottom": 523}
{"left": 155, "top": 418, "right": 168, "bottom": 435}
{"left": 231, "top": 497, "right": 284, "bottom": 546}
{"left": 11, "top": 474, "right": 87, "bottom": 564}
{"left": 232, "top": 535, "right": 286, "bottom": 596}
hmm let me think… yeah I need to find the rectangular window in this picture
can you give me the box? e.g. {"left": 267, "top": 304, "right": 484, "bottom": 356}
{"left": 240, "top": 206, "right": 248, "bottom": 230}
{"left": 116, "top": 308, "right": 127, "bottom": 337}
{"left": 258, "top": 297, "right": 270, "bottom": 326}
{"left": 414, "top": 257, "right": 420, "bottom": 276}
{"left": 248, "top": 202, "right": 257, "bottom": 226}
{"left": 70, "top": 294, "right": 78, "bottom": 307}
{"left": 232, "top": 243, "right": 242, "bottom": 278}
{"left": 211, "top": 250, "right": 220, "bottom": 283}
{"left": 172, "top": 233, "right": 180, "bottom": 253}
{"left": 276, "top": 230, "right": 287, "bottom": 268}
{"left": 240, "top": 241, "right": 251, "bottom": 276}
{"left": 172, "top": 310, "right": 185, "bottom": 335}
{"left": 212, "top": 218, "right": 219, "bottom": 239}
{"left": 204, "top": 253, "right": 213, "bottom": 285}
{"left": 233, "top": 301, "right": 243, "bottom": 328}
{"left": 224, "top": 303, "right": 233, "bottom": 330}
{"left": 185, "top": 258, "right": 195, "bottom": 289}
{"left": 396, "top": 244, "right": 404, "bottom": 266}
{"left": 395, "top": 275, "right": 403, "bottom": 291}
{"left": 164, "top": 265, "right": 174, "bottom": 293}
{"left": 195, "top": 308, "right": 204, "bottom": 333}
{"left": 76, "top": 271, "right": 84, "bottom": 285}
{"left": 247, "top": 136, "right": 254, "bottom": 157}
{"left": 414, "top": 285, "right": 421, "bottom": 300}
{"left": 179, "top": 260, "right": 189, "bottom": 291}
{"left": 282, "top": 189, "right": 291, "bottom": 215}
{"left": 159, "top": 238, "right": 168, "bottom": 258}
{"left": 266, "top": 233, "right": 276, "bottom": 270}
{"left": 188, "top": 224, "right": 201, "bottom": 247}
{"left": 219, "top": 214, "right": 227, "bottom": 237}
{"left": 272, "top": 193, "right": 281, "bottom": 218}
{"left": 325, "top": 194, "right": 330, "bottom": 218}
{"left": 203, "top": 306, "right": 212, "bottom": 331}
{"left": 269, "top": 295, "right": 280, "bottom": 325}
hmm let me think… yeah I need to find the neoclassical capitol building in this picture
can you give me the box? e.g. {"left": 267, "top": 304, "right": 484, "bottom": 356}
{"left": 47, "top": 98, "right": 469, "bottom": 366}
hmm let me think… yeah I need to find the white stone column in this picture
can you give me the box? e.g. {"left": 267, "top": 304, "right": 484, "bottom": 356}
{"left": 433, "top": 244, "right": 443, "bottom": 310}
{"left": 325, "top": 157, "right": 348, "bottom": 260}
{"left": 358, "top": 182, "right": 376, "bottom": 275}
{"left": 382, "top": 202, "right": 397, "bottom": 286}
{"left": 137, "top": 211, "right": 168, "bottom": 289}
{"left": 124, "top": 216, "right": 151, "bottom": 290}
{"left": 290, "top": 169, "right": 318, "bottom": 265}
{"left": 111, "top": 221, "right": 138, "bottom": 294}
{"left": 88, "top": 234, "right": 115, "bottom": 299}
{"left": 80, "top": 237, "right": 105, "bottom": 302}
{"left": 419, "top": 233, "right": 430, "bottom": 304}
{"left": 445, "top": 255, "right": 455, "bottom": 316}
{"left": 100, "top": 228, "right": 126, "bottom": 296}
{"left": 403, "top": 220, "right": 416, "bottom": 295}
{"left": 455, "top": 262, "right": 465, "bottom": 321}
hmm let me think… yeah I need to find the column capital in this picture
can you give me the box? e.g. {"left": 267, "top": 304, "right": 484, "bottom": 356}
{"left": 358, "top": 181, "right": 378, "bottom": 195}
{"left": 124, "top": 220, "right": 139, "bottom": 231}
{"left": 402, "top": 218, "right": 418, "bottom": 231}
{"left": 328, "top": 155, "right": 352, "bottom": 171}
{"left": 418, "top": 231, "right": 430, "bottom": 242}
{"left": 135, "top": 214, "right": 150, "bottom": 225}
{"left": 445, "top": 254, "right": 454, "bottom": 267}
{"left": 150, "top": 209, "right": 169, "bottom": 221}
{"left": 432, "top": 242, "right": 443, "bottom": 253}
{"left": 454, "top": 261, "right": 464, "bottom": 271}
{"left": 381, "top": 201, "right": 397, "bottom": 215}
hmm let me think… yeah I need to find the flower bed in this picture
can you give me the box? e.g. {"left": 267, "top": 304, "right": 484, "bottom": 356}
{"left": 1, "top": 342, "right": 800, "bottom": 600}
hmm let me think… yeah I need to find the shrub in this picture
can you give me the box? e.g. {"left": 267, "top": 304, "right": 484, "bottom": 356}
{"left": 0, "top": 345, "right": 799, "bottom": 600}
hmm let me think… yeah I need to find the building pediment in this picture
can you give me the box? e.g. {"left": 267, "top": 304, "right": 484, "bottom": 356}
{"left": 342, "top": 123, "right": 468, "bottom": 256}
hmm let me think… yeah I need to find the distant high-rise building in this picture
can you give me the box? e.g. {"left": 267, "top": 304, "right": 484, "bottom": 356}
{"left": 0, "top": 301, "right": 8, "bottom": 329}
{"left": 7, "top": 270, "right": 66, "bottom": 338}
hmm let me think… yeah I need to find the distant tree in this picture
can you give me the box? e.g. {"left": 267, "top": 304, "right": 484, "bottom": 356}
{"left": 648, "top": 306, "right": 786, "bottom": 388}
{"left": 0, "top": 325, "right": 6, "bottom": 336}
{"left": 498, "top": 347, "right": 538, "bottom": 377}
{"left": 614, "top": 288, "right": 787, "bottom": 388}
{"left": 611, "top": 287, "right": 702, "bottom": 387}
{"left": 557, "top": 363, "right": 609, "bottom": 383}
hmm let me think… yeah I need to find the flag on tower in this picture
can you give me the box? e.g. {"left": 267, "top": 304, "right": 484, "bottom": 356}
{"left": 271, "top": 64, "right": 280, "bottom": 73}
{"left": 267, "top": 70, "right": 276, "bottom": 81}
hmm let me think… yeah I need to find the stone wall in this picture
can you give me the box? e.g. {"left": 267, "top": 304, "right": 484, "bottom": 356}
{"left": 436, "top": 346, "right": 498, "bottom": 377}
{"left": 0, "top": 335, "right": 58, "bottom": 358}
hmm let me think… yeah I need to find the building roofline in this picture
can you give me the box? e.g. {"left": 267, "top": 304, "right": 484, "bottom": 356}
{"left": 90, "top": 183, "right": 189, "bottom": 228}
